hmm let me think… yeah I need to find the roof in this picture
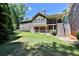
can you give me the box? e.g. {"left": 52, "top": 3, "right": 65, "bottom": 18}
{"left": 32, "top": 13, "right": 64, "bottom": 20}
{"left": 46, "top": 13, "right": 64, "bottom": 20}
{"left": 20, "top": 13, "right": 65, "bottom": 23}
{"left": 19, "top": 19, "right": 32, "bottom": 23}
{"left": 32, "top": 13, "right": 47, "bottom": 20}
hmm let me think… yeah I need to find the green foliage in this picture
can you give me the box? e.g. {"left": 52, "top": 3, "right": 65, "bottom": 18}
{"left": 8, "top": 3, "right": 26, "bottom": 29}
{"left": 50, "top": 29, "right": 57, "bottom": 36}
{"left": 76, "top": 32, "right": 79, "bottom": 40}
{"left": 0, "top": 3, "right": 27, "bottom": 44}
{"left": 0, "top": 4, "right": 10, "bottom": 44}
{"left": 0, "top": 32, "right": 77, "bottom": 56}
{"left": 63, "top": 9, "right": 67, "bottom": 12}
{"left": 0, "top": 23, "right": 9, "bottom": 44}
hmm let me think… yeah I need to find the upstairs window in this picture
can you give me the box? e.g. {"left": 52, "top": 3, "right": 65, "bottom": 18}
{"left": 38, "top": 18, "right": 41, "bottom": 23}
{"left": 33, "top": 16, "right": 46, "bottom": 23}
{"left": 41, "top": 18, "right": 45, "bottom": 22}
{"left": 33, "top": 19, "right": 38, "bottom": 23}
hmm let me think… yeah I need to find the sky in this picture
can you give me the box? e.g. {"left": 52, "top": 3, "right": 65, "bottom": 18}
{"left": 25, "top": 3, "right": 68, "bottom": 18}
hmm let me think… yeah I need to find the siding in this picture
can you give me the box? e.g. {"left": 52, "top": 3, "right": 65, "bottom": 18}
{"left": 33, "top": 15, "right": 47, "bottom": 24}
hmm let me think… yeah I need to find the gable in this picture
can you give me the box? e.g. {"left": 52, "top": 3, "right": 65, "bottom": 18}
{"left": 33, "top": 15, "right": 47, "bottom": 24}
{"left": 34, "top": 15, "right": 46, "bottom": 21}
{"left": 32, "top": 13, "right": 47, "bottom": 20}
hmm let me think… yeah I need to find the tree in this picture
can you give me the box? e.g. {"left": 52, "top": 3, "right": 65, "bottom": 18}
{"left": 0, "top": 3, "right": 27, "bottom": 44}
{"left": 8, "top": 3, "right": 27, "bottom": 29}
{"left": 63, "top": 9, "right": 67, "bottom": 12}
{"left": 0, "top": 3, "right": 12, "bottom": 44}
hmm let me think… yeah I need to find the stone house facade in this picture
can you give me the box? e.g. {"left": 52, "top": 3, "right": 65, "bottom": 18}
{"left": 20, "top": 12, "right": 70, "bottom": 36}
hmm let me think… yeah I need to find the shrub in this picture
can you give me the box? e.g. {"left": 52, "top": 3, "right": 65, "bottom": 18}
{"left": 76, "top": 32, "right": 79, "bottom": 40}
{"left": 0, "top": 23, "right": 9, "bottom": 44}
{"left": 50, "top": 29, "right": 56, "bottom": 36}
{"left": 25, "top": 30, "right": 30, "bottom": 32}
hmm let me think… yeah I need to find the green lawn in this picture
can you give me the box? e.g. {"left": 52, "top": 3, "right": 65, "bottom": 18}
{"left": 0, "top": 31, "right": 79, "bottom": 56}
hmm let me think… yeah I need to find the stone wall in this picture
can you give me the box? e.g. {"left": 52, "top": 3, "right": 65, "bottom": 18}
{"left": 69, "top": 3, "right": 79, "bottom": 36}
{"left": 19, "top": 23, "right": 33, "bottom": 32}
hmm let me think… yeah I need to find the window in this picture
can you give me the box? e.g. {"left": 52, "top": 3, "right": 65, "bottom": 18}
{"left": 38, "top": 18, "right": 40, "bottom": 23}
{"left": 41, "top": 18, "right": 45, "bottom": 22}
{"left": 33, "top": 19, "right": 37, "bottom": 23}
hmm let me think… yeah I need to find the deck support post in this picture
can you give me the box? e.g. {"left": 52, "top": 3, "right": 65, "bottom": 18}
{"left": 38, "top": 26, "right": 40, "bottom": 32}
{"left": 53, "top": 25, "right": 54, "bottom": 31}
{"left": 45, "top": 26, "right": 48, "bottom": 33}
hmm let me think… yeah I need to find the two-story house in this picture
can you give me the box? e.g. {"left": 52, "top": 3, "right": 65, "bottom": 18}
{"left": 20, "top": 4, "right": 79, "bottom": 37}
{"left": 20, "top": 10, "right": 67, "bottom": 36}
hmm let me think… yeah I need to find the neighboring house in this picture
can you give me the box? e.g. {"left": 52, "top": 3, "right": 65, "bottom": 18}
{"left": 20, "top": 10, "right": 67, "bottom": 36}
{"left": 68, "top": 3, "right": 79, "bottom": 36}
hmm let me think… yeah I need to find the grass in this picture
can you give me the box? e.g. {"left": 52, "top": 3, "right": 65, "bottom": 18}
{"left": 0, "top": 31, "right": 79, "bottom": 56}
{"left": 17, "top": 32, "right": 70, "bottom": 46}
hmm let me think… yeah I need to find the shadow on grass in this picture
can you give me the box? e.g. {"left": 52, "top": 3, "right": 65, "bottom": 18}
{"left": 0, "top": 41, "right": 78, "bottom": 56}
{"left": 23, "top": 43, "right": 78, "bottom": 56}
{"left": 0, "top": 42, "right": 24, "bottom": 56}
{"left": 8, "top": 32, "right": 22, "bottom": 42}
